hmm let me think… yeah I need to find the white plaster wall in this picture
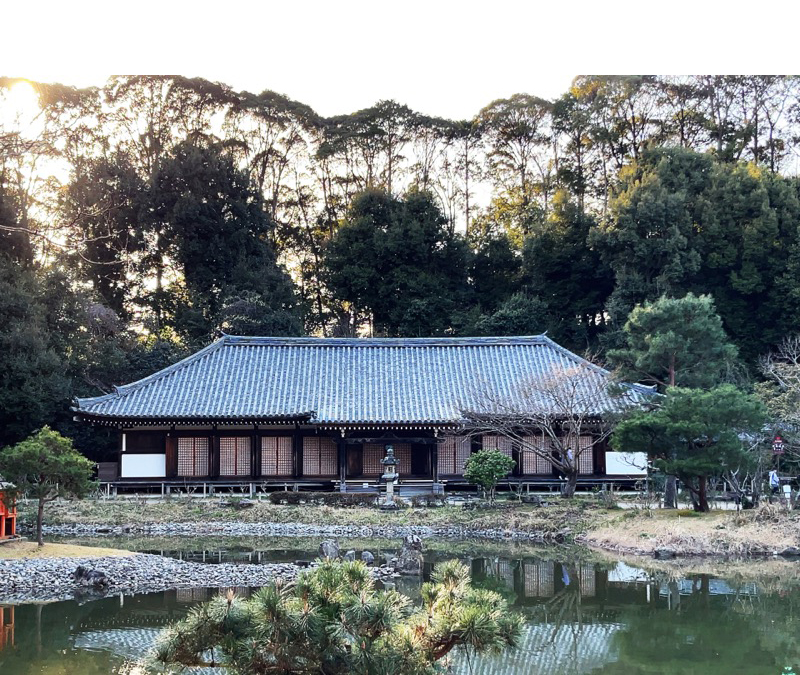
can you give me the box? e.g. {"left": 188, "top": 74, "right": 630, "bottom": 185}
{"left": 605, "top": 451, "right": 647, "bottom": 476}
{"left": 121, "top": 454, "right": 166, "bottom": 478}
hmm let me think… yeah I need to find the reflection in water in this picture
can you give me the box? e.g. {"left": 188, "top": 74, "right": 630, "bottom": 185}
{"left": 2, "top": 549, "right": 800, "bottom": 674}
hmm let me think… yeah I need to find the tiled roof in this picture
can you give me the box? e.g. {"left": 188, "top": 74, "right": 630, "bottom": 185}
{"left": 75, "top": 335, "right": 652, "bottom": 425}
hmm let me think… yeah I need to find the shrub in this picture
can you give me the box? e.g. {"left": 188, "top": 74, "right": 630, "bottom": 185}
{"left": 153, "top": 559, "right": 523, "bottom": 675}
{"left": 464, "top": 450, "right": 516, "bottom": 503}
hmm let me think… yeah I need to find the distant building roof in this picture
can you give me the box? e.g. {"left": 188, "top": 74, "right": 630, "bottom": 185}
{"left": 74, "top": 335, "right": 652, "bottom": 427}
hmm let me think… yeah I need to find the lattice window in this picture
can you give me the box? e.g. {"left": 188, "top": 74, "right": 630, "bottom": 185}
{"left": 493, "top": 560, "right": 514, "bottom": 590}
{"left": 523, "top": 561, "right": 554, "bottom": 598}
{"left": 261, "top": 436, "right": 293, "bottom": 476}
{"left": 577, "top": 436, "right": 594, "bottom": 475}
{"left": 437, "top": 436, "right": 472, "bottom": 475}
{"left": 220, "top": 437, "right": 251, "bottom": 476}
{"left": 177, "top": 437, "right": 209, "bottom": 477}
{"left": 363, "top": 443, "right": 412, "bottom": 475}
{"left": 521, "top": 435, "right": 554, "bottom": 475}
{"left": 303, "top": 437, "right": 337, "bottom": 476}
{"left": 482, "top": 435, "right": 513, "bottom": 457}
{"left": 579, "top": 563, "right": 596, "bottom": 597}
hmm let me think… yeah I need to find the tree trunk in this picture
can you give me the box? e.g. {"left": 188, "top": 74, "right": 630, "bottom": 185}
{"left": 562, "top": 471, "right": 578, "bottom": 498}
{"left": 664, "top": 359, "right": 678, "bottom": 509}
{"left": 695, "top": 476, "right": 709, "bottom": 513}
{"left": 36, "top": 499, "right": 44, "bottom": 547}
{"left": 664, "top": 476, "right": 678, "bottom": 509}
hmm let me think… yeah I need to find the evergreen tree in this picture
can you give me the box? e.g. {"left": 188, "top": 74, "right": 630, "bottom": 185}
{"left": 612, "top": 385, "right": 765, "bottom": 512}
{"left": 152, "top": 141, "right": 302, "bottom": 344}
{"left": 154, "top": 558, "right": 523, "bottom": 675}
{"left": 0, "top": 426, "right": 95, "bottom": 545}
{"left": 323, "top": 189, "right": 471, "bottom": 336}
{"left": 522, "top": 190, "right": 613, "bottom": 348}
{"left": 608, "top": 293, "right": 739, "bottom": 390}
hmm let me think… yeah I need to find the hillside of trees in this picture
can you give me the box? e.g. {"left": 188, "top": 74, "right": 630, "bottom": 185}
{"left": 1, "top": 74, "right": 800, "bottom": 458}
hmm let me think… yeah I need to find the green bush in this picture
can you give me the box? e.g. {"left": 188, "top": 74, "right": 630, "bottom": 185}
{"left": 464, "top": 449, "right": 516, "bottom": 503}
{"left": 153, "top": 559, "right": 523, "bottom": 675}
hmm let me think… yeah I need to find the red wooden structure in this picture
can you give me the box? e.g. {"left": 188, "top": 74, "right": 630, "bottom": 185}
{"left": 0, "top": 483, "right": 16, "bottom": 539}
{"left": 0, "top": 606, "right": 13, "bottom": 651}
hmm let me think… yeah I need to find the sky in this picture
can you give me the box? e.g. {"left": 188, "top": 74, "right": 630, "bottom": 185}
{"left": 4, "top": 0, "right": 796, "bottom": 120}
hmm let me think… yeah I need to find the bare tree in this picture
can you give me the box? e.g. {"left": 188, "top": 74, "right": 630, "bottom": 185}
{"left": 460, "top": 357, "right": 643, "bottom": 498}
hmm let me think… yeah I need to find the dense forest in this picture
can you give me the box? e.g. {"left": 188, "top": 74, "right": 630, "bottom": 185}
{"left": 1, "top": 74, "right": 800, "bottom": 458}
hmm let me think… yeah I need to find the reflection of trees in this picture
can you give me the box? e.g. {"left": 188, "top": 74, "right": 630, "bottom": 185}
{"left": 598, "top": 575, "right": 800, "bottom": 675}
{"left": 0, "top": 591, "right": 190, "bottom": 675}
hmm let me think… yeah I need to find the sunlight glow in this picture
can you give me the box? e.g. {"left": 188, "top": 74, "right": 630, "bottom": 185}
{"left": 1, "top": 79, "right": 41, "bottom": 126}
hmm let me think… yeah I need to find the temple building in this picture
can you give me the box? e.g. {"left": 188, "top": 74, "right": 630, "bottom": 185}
{"left": 73, "top": 335, "right": 649, "bottom": 492}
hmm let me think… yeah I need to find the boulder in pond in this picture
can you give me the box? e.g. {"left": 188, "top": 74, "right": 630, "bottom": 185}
{"left": 361, "top": 550, "right": 375, "bottom": 565}
{"left": 343, "top": 550, "right": 356, "bottom": 562}
{"left": 319, "top": 540, "right": 340, "bottom": 560}
{"left": 395, "top": 535, "right": 424, "bottom": 575}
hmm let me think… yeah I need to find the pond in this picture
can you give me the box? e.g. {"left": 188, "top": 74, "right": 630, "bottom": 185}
{"left": 2, "top": 537, "right": 800, "bottom": 674}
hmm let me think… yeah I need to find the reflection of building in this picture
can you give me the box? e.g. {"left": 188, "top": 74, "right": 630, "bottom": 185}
{"left": 0, "top": 606, "right": 13, "bottom": 651}
{"left": 73, "top": 628, "right": 227, "bottom": 674}
{"left": 658, "top": 578, "right": 759, "bottom": 598}
{"left": 524, "top": 561, "right": 555, "bottom": 598}
{"left": 74, "top": 336, "right": 650, "bottom": 492}
{"left": 451, "top": 622, "right": 625, "bottom": 675}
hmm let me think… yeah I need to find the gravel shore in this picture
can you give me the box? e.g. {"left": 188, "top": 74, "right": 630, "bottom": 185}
{"left": 39, "top": 520, "right": 565, "bottom": 542}
{"left": 0, "top": 552, "right": 309, "bottom": 604}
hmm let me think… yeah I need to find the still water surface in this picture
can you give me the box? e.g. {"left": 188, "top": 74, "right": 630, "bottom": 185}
{"left": 1, "top": 537, "right": 799, "bottom": 674}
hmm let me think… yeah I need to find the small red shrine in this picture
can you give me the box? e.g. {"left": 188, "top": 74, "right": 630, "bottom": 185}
{"left": 0, "top": 479, "right": 16, "bottom": 540}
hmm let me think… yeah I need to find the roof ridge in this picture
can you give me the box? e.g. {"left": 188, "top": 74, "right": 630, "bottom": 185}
{"left": 221, "top": 335, "right": 550, "bottom": 347}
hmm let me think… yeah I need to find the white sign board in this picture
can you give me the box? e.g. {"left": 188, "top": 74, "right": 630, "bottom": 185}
{"left": 605, "top": 452, "right": 648, "bottom": 476}
{"left": 121, "top": 454, "right": 166, "bottom": 478}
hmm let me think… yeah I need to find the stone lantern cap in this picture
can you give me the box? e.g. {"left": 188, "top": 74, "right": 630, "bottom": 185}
{"left": 381, "top": 445, "right": 398, "bottom": 466}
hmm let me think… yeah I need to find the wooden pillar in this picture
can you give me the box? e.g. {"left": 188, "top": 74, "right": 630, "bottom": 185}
{"left": 166, "top": 432, "right": 178, "bottom": 478}
{"left": 338, "top": 436, "right": 347, "bottom": 490}
{"left": 210, "top": 427, "right": 219, "bottom": 479}
{"left": 293, "top": 426, "right": 302, "bottom": 478}
{"left": 594, "top": 436, "right": 606, "bottom": 476}
{"left": 512, "top": 441, "right": 522, "bottom": 477}
{"left": 431, "top": 439, "right": 439, "bottom": 482}
{"left": 252, "top": 426, "right": 260, "bottom": 479}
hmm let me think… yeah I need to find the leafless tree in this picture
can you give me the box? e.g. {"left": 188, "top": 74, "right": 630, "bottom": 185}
{"left": 460, "top": 357, "right": 642, "bottom": 498}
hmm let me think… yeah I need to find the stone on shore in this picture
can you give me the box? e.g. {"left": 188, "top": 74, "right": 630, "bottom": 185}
{"left": 395, "top": 534, "right": 424, "bottom": 575}
{"left": 319, "top": 540, "right": 340, "bottom": 560}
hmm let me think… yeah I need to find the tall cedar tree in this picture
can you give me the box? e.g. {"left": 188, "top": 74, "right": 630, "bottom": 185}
{"left": 152, "top": 142, "right": 302, "bottom": 345}
{"left": 323, "top": 189, "right": 471, "bottom": 336}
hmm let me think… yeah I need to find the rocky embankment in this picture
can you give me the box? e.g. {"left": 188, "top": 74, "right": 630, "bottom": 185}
{"left": 0, "top": 537, "right": 423, "bottom": 605}
{"left": 0, "top": 553, "right": 300, "bottom": 604}
{"left": 39, "top": 520, "right": 567, "bottom": 542}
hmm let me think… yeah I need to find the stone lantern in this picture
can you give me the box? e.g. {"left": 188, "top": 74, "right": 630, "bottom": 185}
{"left": 380, "top": 445, "right": 399, "bottom": 510}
